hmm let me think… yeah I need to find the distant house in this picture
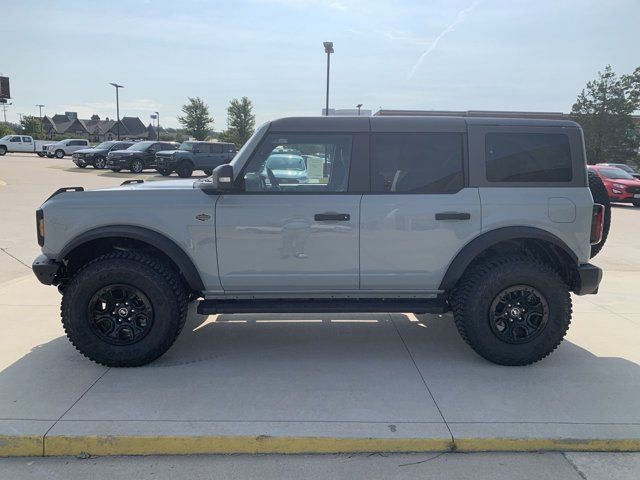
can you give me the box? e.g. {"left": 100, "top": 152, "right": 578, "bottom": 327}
{"left": 42, "top": 112, "right": 157, "bottom": 141}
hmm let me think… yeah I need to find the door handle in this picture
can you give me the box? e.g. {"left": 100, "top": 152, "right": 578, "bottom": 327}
{"left": 314, "top": 213, "right": 350, "bottom": 221}
{"left": 435, "top": 212, "right": 471, "bottom": 221}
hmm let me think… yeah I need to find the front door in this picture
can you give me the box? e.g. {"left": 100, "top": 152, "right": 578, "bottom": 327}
{"left": 215, "top": 133, "right": 360, "bottom": 291}
{"left": 360, "top": 132, "right": 481, "bottom": 291}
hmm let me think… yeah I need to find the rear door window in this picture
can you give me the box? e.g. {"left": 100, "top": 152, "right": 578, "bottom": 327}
{"left": 485, "top": 133, "right": 572, "bottom": 182}
{"left": 371, "top": 133, "right": 464, "bottom": 193}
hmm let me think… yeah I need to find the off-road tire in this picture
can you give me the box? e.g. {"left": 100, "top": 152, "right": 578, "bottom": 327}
{"left": 176, "top": 161, "right": 194, "bottom": 178}
{"left": 37, "top": 152, "right": 45, "bottom": 157}
{"left": 157, "top": 168, "right": 172, "bottom": 176}
{"left": 61, "top": 251, "right": 188, "bottom": 367}
{"left": 55, "top": 149, "right": 65, "bottom": 159}
{"left": 450, "top": 255, "right": 572, "bottom": 366}
{"left": 633, "top": 200, "right": 640, "bottom": 208}
{"left": 94, "top": 156, "right": 106, "bottom": 169}
{"left": 110, "top": 167, "right": 122, "bottom": 172}
{"left": 588, "top": 170, "right": 611, "bottom": 258}
{"left": 0, "top": 146, "right": 7, "bottom": 156}
{"left": 203, "top": 169, "right": 213, "bottom": 176}
{"left": 130, "top": 159, "right": 144, "bottom": 173}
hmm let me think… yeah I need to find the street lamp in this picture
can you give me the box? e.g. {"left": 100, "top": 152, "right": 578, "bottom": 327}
{"left": 154, "top": 111, "right": 160, "bottom": 141}
{"left": 109, "top": 83, "right": 124, "bottom": 140}
{"left": 323, "top": 41, "right": 334, "bottom": 117}
{"left": 356, "top": 103, "right": 363, "bottom": 116}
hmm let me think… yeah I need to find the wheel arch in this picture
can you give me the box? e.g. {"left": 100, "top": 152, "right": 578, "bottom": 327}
{"left": 57, "top": 225, "right": 205, "bottom": 292}
{"left": 439, "top": 226, "right": 579, "bottom": 292}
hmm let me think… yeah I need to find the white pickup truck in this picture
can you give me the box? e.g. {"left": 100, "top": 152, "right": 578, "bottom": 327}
{"left": 0, "top": 135, "right": 53, "bottom": 157}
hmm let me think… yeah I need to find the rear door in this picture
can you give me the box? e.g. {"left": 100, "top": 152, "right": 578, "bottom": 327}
{"left": 21, "top": 136, "right": 34, "bottom": 152}
{"left": 360, "top": 123, "right": 481, "bottom": 291}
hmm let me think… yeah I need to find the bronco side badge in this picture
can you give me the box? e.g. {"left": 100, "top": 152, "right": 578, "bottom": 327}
{"left": 195, "top": 213, "right": 211, "bottom": 222}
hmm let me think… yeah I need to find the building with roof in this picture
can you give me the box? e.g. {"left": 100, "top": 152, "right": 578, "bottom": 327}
{"left": 42, "top": 112, "right": 157, "bottom": 141}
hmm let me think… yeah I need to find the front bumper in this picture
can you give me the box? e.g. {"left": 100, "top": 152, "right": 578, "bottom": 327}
{"left": 106, "top": 157, "right": 130, "bottom": 168}
{"left": 156, "top": 156, "right": 177, "bottom": 170}
{"left": 32, "top": 254, "right": 61, "bottom": 285}
{"left": 573, "top": 263, "right": 602, "bottom": 295}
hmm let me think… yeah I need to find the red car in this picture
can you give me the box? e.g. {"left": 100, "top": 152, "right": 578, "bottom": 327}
{"left": 588, "top": 165, "right": 640, "bottom": 207}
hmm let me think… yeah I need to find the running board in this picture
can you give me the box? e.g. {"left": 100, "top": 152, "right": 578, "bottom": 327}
{"left": 197, "top": 298, "right": 449, "bottom": 315}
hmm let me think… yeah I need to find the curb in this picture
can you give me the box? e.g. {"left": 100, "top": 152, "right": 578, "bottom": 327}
{"left": 3, "top": 435, "right": 640, "bottom": 457}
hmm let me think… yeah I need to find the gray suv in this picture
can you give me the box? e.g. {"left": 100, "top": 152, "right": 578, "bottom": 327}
{"left": 32, "top": 116, "right": 604, "bottom": 367}
{"left": 156, "top": 141, "right": 237, "bottom": 177}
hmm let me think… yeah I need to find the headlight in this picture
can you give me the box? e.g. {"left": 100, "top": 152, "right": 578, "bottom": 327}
{"left": 613, "top": 183, "right": 625, "bottom": 189}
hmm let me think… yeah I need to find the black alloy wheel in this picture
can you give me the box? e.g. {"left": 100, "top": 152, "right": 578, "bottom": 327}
{"left": 88, "top": 284, "right": 154, "bottom": 346}
{"left": 489, "top": 285, "right": 549, "bottom": 344}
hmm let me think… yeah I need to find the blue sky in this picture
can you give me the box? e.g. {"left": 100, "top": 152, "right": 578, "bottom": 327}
{"left": 3, "top": 0, "right": 639, "bottom": 128}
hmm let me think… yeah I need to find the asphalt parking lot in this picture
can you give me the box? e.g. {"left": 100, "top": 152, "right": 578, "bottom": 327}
{"left": 1, "top": 153, "right": 640, "bottom": 473}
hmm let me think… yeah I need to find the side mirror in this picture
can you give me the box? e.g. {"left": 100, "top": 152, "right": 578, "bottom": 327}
{"left": 200, "top": 164, "right": 234, "bottom": 193}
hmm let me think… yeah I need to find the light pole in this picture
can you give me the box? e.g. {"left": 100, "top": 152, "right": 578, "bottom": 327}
{"left": 323, "top": 42, "right": 333, "bottom": 116}
{"left": 356, "top": 103, "right": 363, "bottom": 116}
{"left": 154, "top": 111, "right": 160, "bottom": 140}
{"left": 35, "top": 104, "right": 45, "bottom": 133}
{"left": 109, "top": 83, "right": 124, "bottom": 140}
{"left": 1, "top": 102, "right": 11, "bottom": 123}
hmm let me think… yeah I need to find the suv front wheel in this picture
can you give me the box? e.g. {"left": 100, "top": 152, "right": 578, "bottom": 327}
{"left": 61, "top": 251, "right": 188, "bottom": 367}
{"left": 450, "top": 255, "right": 571, "bottom": 366}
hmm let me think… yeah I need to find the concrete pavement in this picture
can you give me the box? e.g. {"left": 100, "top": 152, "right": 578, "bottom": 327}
{"left": 1, "top": 154, "right": 640, "bottom": 459}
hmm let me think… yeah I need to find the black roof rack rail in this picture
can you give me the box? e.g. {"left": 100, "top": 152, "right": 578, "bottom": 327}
{"left": 46, "top": 186, "right": 84, "bottom": 201}
{"left": 121, "top": 179, "right": 144, "bottom": 185}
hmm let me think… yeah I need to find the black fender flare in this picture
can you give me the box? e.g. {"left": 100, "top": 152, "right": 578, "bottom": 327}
{"left": 439, "top": 226, "right": 579, "bottom": 291}
{"left": 57, "top": 225, "right": 205, "bottom": 292}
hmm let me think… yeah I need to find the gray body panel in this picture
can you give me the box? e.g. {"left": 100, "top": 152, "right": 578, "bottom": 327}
{"left": 37, "top": 116, "right": 596, "bottom": 298}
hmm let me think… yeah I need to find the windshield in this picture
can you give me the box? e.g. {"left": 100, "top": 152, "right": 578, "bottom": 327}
{"left": 266, "top": 154, "right": 306, "bottom": 171}
{"left": 94, "top": 141, "right": 116, "bottom": 149}
{"left": 599, "top": 167, "right": 634, "bottom": 180}
{"left": 0, "top": 135, "right": 10, "bottom": 141}
{"left": 179, "top": 142, "right": 195, "bottom": 151}
{"left": 127, "top": 142, "right": 154, "bottom": 151}
{"left": 229, "top": 122, "right": 270, "bottom": 172}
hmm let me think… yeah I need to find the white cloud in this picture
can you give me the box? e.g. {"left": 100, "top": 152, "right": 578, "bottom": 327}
{"left": 329, "top": 1, "right": 348, "bottom": 12}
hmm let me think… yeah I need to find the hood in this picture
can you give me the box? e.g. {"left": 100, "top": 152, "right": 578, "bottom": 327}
{"left": 96, "top": 179, "right": 197, "bottom": 192}
{"left": 271, "top": 169, "right": 307, "bottom": 178}
{"left": 75, "top": 148, "right": 103, "bottom": 155}
{"left": 109, "top": 149, "right": 135, "bottom": 155}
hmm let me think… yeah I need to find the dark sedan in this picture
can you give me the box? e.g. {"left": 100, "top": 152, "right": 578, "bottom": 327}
{"left": 106, "top": 141, "right": 180, "bottom": 173}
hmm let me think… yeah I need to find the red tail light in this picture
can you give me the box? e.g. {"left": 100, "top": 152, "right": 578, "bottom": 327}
{"left": 590, "top": 204, "right": 604, "bottom": 245}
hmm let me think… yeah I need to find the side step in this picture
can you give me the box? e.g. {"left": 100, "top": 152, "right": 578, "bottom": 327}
{"left": 197, "top": 298, "right": 449, "bottom": 315}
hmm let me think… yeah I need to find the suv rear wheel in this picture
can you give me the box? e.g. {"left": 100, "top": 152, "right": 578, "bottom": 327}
{"left": 176, "top": 161, "right": 194, "bottom": 178}
{"left": 61, "top": 251, "right": 188, "bottom": 367}
{"left": 94, "top": 157, "right": 106, "bottom": 169}
{"left": 0, "top": 146, "right": 6, "bottom": 156}
{"left": 157, "top": 168, "right": 172, "bottom": 176}
{"left": 450, "top": 255, "right": 571, "bottom": 366}
{"left": 130, "top": 159, "right": 144, "bottom": 173}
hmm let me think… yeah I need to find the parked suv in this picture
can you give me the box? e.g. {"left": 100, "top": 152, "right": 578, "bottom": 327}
{"left": 46, "top": 139, "right": 91, "bottom": 158}
{"left": 156, "top": 141, "right": 237, "bottom": 177}
{"left": 32, "top": 116, "right": 604, "bottom": 367}
{"left": 589, "top": 165, "right": 640, "bottom": 206}
{"left": 106, "top": 141, "right": 179, "bottom": 173}
{"left": 72, "top": 141, "right": 135, "bottom": 169}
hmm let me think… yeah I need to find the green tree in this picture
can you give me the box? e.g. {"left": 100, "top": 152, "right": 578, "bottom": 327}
{"left": 177, "top": 97, "right": 213, "bottom": 141}
{"left": 571, "top": 65, "right": 639, "bottom": 164}
{"left": 218, "top": 97, "right": 256, "bottom": 148}
{"left": 19, "top": 115, "right": 46, "bottom": 139}
{"left": 622, "top": 66, "right": 640, "bottom": 108}
{"left": 0, "top": 123, "right": 13, "bottom": 137}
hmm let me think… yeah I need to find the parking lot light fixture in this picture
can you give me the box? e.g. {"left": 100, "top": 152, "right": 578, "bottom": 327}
{"left": 356, "top": 104, "right": 363, "bottom": 116}
{"left": 109, "top": 83, "right": 124, "bottom": 140}
{"left": 155, "top": 111, "right": 160, "bottom": 141}
{"left": 323, "top": 42, "right": 334, "bottom": 117}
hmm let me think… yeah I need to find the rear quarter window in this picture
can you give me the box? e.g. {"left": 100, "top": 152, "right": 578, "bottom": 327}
{"left": 485, "top": 133, "right": 572, "bottom": 182}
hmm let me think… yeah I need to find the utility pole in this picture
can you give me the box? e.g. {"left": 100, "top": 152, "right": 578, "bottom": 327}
{"left": 155, "top": 111, "right": 160, "bottom": 141}
{"left": 109, "top": 83, "right": 124, "bottom": 140}
{"left": 35, "top": 104, "right": 45, "bottom": 133}
{"left": 1, "top": 102, "right": 12, "bottom": 123}
{"left": 323, "top": 42, "right": 334, "bottom": 116}
{"left": 356, "top": 104, "right": 363, "bottom": 116}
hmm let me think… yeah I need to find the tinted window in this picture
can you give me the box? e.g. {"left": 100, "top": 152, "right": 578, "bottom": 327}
{"left": 211, "top": 144, "right": 223, "bottom": 154}
{"left": 597, "top": 167, "right": 634, "bottom": 180}
{"left": 22, "top": 137, "right": 32, "bottom": 143}
{"left": 485, "top": 133, "right": 572, "bottom": 183}
{"left": 371, "top": 133, "right": 463, "bottom": 193}
{"left": 243, "top": 134, "right": 352, "bottom": 192}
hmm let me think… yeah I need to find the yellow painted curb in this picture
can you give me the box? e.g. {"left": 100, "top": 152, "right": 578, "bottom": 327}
{"left": 455, "top": 437, "right": 640, "bottom": 453}
{"left": 44, "top": 435, "right": 452, "bottom": 457}
{"left": 0, "top": 435, "right": 43, "bottom": 457}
